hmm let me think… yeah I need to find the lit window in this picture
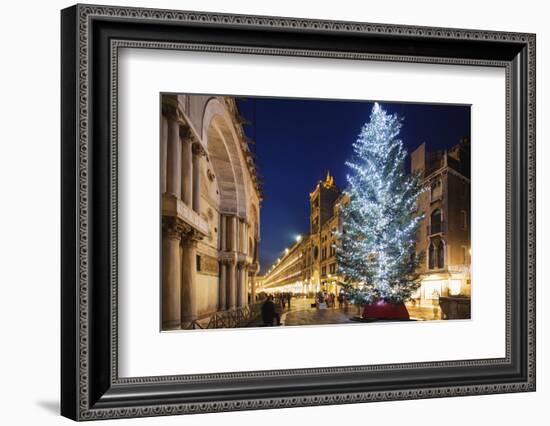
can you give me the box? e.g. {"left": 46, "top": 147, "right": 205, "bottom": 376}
{"left": 428, "top": 242, "right": 436, "bottom": 269}
{"left": 461, "top": 246, "right": 468, "bottom": 264}
{"left": 437, "top": 241, "right": 445, "bottom": 269}
{"left": 461, "top": 210, "right": 467, "bottom": 230}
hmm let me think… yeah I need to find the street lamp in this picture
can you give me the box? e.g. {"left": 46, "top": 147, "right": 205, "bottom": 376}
{"left": 295, "top": 234, "right": 302, "bottom": 243}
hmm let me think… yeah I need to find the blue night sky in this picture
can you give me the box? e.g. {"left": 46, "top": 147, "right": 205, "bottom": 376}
{"left": 236, "top": 97, "right": 470, "bottom": 273}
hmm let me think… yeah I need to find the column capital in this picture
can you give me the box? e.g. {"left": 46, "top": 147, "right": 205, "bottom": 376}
{"left": 248, "top": 262, "right": 260, "bottom": 275}
{"left": 179, "top": 120, "right": 198, "bottom": 142}
{"left": 163, "top": 217, "right": 204, "bottom": 243}
{"left": 162, "top": 219, "right": 184, "bottom": 240}
{"left": 238, "top": 216, "right": 249, "bottom": 225}
{"left": 236, "top": 252, "right": 249, "bottom": 264}
{"left": 163, "top": 225, "right": 182, "bottom": 241}
{"left": 219, "top": 251, "right": 237, "bottom": 265}
{"left": 161, "top": 95, "right": 185, "bottom": 123}
{"left": 192, "top": 142, "right": 207, "bottom": 157}
{"left": 220, "top": 258, "right": 233, "bottom": 266}
{"left": 237, "top": 258, "right": 250, "bottom": 269}
{"left": 181, "top": 229, "right": 201, "bottom": 246}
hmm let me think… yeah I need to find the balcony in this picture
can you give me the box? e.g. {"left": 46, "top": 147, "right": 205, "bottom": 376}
{"left": 162, "top": 193, "right": 209, "bottom": 237}
{"left": 427, "top": 221, "right": 446, "bottom": 236}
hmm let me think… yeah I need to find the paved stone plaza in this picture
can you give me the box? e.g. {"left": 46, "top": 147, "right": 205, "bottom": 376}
{"left": 246, "top": 297, "right": 443, "bottom": 328}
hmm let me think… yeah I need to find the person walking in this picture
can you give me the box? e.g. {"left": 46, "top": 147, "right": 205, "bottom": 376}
{"left": 261, "top": 295, "right": 277, "bottom": 326}
{"left": 318, "top": 292, "right": 327, "bottom": 310}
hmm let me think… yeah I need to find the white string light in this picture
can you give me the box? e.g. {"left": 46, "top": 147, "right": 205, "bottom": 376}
{"left": 336, "top": 103, "right": 427, "bottom": 304}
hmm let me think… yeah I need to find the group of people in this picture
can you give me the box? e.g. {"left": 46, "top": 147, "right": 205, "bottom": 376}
{"left": 260, "top": 290, "right": 352, "bottom": 326}
{"left": 315, "top": 291, "right": 349, "bottom": 310}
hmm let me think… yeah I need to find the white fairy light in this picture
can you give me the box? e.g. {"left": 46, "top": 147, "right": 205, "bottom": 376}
{"left": 335, "top": 103, "right": 425, "bottom": 305}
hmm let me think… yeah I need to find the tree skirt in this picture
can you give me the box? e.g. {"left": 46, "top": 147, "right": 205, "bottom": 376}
{"left": 362, "top": 299, "right": 410, "bottom": 320}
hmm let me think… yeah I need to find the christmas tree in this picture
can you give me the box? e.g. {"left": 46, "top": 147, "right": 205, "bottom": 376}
{"left": 336, "top": 103, "right": 425, "bottom": 306}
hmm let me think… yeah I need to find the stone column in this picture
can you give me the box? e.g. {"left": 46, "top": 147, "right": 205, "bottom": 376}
{"left": 250, "top": 274, "right": 256, "bottom": 304}
{"left": 243, "top": 265, "right": 249, "bottom": 306}
{"left": 218, "top": 260, "right": 227, "bottom": 311}
{"left": 236, "top": 262, "right": 244, "bottom": 307}
{"left": 235, "top": 220, "right": 239, "bottom": 252}
{"left": 166, "top": 118, "right": 181, "bottom": 199}
{"left": 229, "top": 215, "right": 237, "bottom": 252}
{"left": 180, "top": 235, "right": 198, "bottom": 323}
{"left": 244, "top": 223, "right": 249, "bottom": 255}
{"left": 181, "top": 128, "right": 193, "bottom": 206}
{"left": 227, "top": 260, "right": 236, "bottom": 309}
{"left": 239, "top": 218, "right": 244, "bottom": 253}
{"left": 192, "top": 143, "right": 203, "bottom": 213}
{"left": 162, "top": 226, "right": 181, "bottom": 330}
{"left": 243, "top": 221, "right": 247, "bottom": 252}
{"left": 241, "top": 220, "right": 247, "bottom": 254}
{"left": 220, "top": 214, "right": 226, "bottom": 251}
{"left": 235, "top": 217, "right": 240, "bottom": 253}
{"left": 160, "top": 114, "right": 168, "bottom": 194}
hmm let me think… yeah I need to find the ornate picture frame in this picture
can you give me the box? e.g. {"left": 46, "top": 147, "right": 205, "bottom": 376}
{"left": 61, "top": 4, "right": 535, "bottom": 421}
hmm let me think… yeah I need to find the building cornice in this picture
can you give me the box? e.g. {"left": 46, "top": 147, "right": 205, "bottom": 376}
{"left": 424, "top": 165, "right": 471, "bottom": 184}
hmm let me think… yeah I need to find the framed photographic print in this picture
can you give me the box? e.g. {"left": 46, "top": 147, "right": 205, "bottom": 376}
{"left": 61, "top": 4, "right": 536, "bottom": 421}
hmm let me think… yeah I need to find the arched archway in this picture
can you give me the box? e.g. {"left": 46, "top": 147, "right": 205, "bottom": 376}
{"left": 437, "top": 239, "right": 446, "bottom": 269}
{"left": 201, "top": 98, "right": 248, "bottom": 218}
{"left": 200, "top": 98, "right": 253, "bottom": 312}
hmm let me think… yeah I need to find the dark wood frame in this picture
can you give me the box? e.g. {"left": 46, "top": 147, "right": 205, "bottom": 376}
{"left": 61, "top": 4, "right": 536, "bottom": 421}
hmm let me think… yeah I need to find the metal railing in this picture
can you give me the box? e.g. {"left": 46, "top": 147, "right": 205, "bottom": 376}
{"left": 182, "top": 303, "right": 262, "bottom": 330}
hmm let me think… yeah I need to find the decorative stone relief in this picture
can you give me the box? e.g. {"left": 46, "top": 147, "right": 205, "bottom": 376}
{"left": 199, "top": 254, "right": 220, "bottom": 276}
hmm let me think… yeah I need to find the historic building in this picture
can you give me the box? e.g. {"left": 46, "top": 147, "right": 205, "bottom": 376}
{"left": 160, "top": 95, "right": 261, "bottom": 330}
{"left": 259, "top": 140, "right": 471, "bottom": 308}
{"left": 260, "top": 172, "right": 347, "bottom": 295}
{"left": 411, "top": 138, "right": 471, "bottom": 306}
{"left": 302, "top": 172, "right": 346, "bottom": 295}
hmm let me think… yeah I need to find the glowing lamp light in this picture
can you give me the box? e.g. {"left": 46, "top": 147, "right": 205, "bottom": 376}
{"left": 295, "top": 234, "right": 303, "bottom": 243}
{"left": 449, "top": 280, "right": 462, "bottom": 296}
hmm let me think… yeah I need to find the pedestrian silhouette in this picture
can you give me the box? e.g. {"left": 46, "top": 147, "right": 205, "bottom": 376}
{"left": 261, "top": 295, "right": 280, "bottom": 326}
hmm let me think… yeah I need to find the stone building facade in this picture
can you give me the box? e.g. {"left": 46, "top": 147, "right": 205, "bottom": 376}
{"left": 302, "top": 172, "right": 345, "bottom": 295}
{"left": 260, "top": 172, "right": 347, "bottom": 295}
{"left": 260, "top": 140, "right": 471, "bottom": 307}
{"left": 411, "top": 139, "right": 471, "bottom": 305}
{"left": 161, "top": 95, "right": 261, "bottom": 330}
